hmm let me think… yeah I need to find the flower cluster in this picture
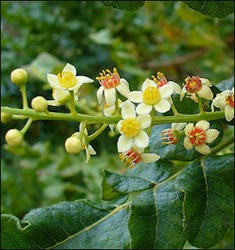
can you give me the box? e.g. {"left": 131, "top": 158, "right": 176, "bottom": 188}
{"left": 3, "top": 64, "right": 233, "bottom": 169}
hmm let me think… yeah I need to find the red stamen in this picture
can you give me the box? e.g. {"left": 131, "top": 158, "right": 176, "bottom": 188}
{"left": 189, "top": 127, "right": 206, "bottom": 146}
{"left": 185, "top": 76, "right": 202, "bottom": 94}
{"left": 96, "top": 68, "right": 120, "bottom": 89}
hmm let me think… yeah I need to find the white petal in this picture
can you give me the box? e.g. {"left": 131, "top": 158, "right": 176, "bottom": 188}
{"left": 169, "top": 81, "right": 181, "bottom": 94}
{"left": 52, "top": 89, "right": 70, "bottom": 104}
{"left": 97, "top": 86, "right": 104, "bottom": 104}
{"left": 117, "top": 120, "right": 123, "bottom": 133}
{"left": 200, "top": 78, "right": 212, "bottom": 87}
{"left": 117, "top": 135, "right": 133, "bottom": 152}
{"left": 183, "top": 137, "right": 193, "bottom": 150}
{"left": 132, "top": 146, "right": 145, "bottom": 154}
{"left": 212, "top": 94, "right": 226, "bottom": 109}
{"left": 142, "top": 78, "right": 156, "bottom": 91}
{"left": 159, "top": 84, "right": 174, "bottom": 98}
{"left": 88, "top": 145, "right": 96, "bottom": 155}
{"left": 104, "top": 88, "right": 116, "bottom": 106}
{"left": 134, "top": 130, "right": 149, "bottom": 148}
{"left": 197, "top": 85, "right": 213, "bottom": 100}
{"left": 195, "top": 120, "right": 210, "bottom": 131}
{"left": 154, "top": 99, "right": 171, "bottom": 113}
{"left": 128, "top": 91, "right": 143, "bottom": 103}
{"left": 116, "top": 79, "right": 130, "bottom": 97}
{"left": 136, "top": 103, "right": 152, "bottom": 115}
{"left": 137, "top": 114, "right": 151, "bottom": 129}
{"left": 184, "top": 123, "right": 194, "bottom": 136}
{"left": 103, "top": 106, "right": 115, "bottom": 116}
{"left": 205, "top": 129, "right": 220, "bottom": 143}
{"left": 142, "top": 153, "right": 160, "bottom": 163}
{"left": 63, "top": 63, "right": 76, "bottom": 75}
{"left": 180, "top": 87, "right": 187, "bottom": 101}
{"left": 47, "top": 74, "right": 61, "bottom": 89}
{"left": 171, "top": 122, "right": 187, "bottom": 131}
{"left": 76, "top": 75, "right": 94, "bottom": 85}
{"left": 225, "top": 105, "right": 234, "bottom": 122}
{"left": 195, "top": 144, "right": 210, "bottom": 155}
{"left": 121, "top": 101, "right": 136, "bottom": 119}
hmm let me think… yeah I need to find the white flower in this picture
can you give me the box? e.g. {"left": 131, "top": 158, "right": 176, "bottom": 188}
{"left": 183, "top": 120, "right": 219, "bottom": 154}
{"left": 119, "top": 146, "right": 160, "bottom": 168}
{"left": 161, "top": 122, "right": 187, "bottom": 145}
{"left": 128, "top": 78, "right": 174, "bottom": 115}
{"left": 96, "top": 68, "right": 130, "bottom": 106}
{"left": 47, "top": 89, "right": 79, "bottom": 106}
{"left": 117, "top": 101, "right": 151, "bottom": 152}
{"left": 211, "top": 88, "right": 234, "bottom": 122}
{"left": 181, "top": 76, "right": 213, "bottom": 101}
{"left": 47, "top": 63, "right": 93, "bottom": 92}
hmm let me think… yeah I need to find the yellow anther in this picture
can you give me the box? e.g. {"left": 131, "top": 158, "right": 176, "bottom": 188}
{"left": 120, "top": 118, "right": 141, "bottom": 137}
{"left": 143, "top": 86, "right": 161, "bottom": 105}
{"left": 57, "top": 71, "right": 77, "bottom": 88}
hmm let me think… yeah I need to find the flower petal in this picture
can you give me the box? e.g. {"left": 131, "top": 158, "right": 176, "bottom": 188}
{"left": 142, "top": 153, "right": 160, "bottom": 163}
{"left": 117, "top": 120, "right": 123, "bottom": 133}
{"left": 136, "top": 103, "right": 152, "bottom": 115}
{"left": 137, "top": 114, "right": 151, "bottom": 129}
{"left": 63, "top": 63, "right": 76, "bottom": 75}
{"left": 159, "top": 84, "right": 174, "bottom": 98}
{"left": 195, "top": 120, "right": 210, "bottom": 131}
{"left": 184, "top": 123, "right": 194, "bottom": 136}
{"left": 205, "top": 129, "right": 220, "bottom": 143}
{"left": 200, "top": 78, "right": 212, "bottom": 87}
{"left": 169, "top": 81, "right": 181, "bottom": 94}
{"left": 172, "top": 122, "right": 187, "bottom": 131}
{"left": 104, "top": 88, "right": 116, "bottom": 106}
{"left": 128, "top": 91, "right": 143, "bottom": 103}
{"left": 103, "top": 106, "right": 115, "bottom": 116}
{"left": 183, "top": 136, "right": 193, "bottom": 150}
{"left": 180, "top": 87, "right": 187, "bottom": 101}
{"left": 47, "top": 74, "right": 61, "bottom": 89}
{"left": 197, "top": 85, "right": 213, "bottom": 100}
{"left": 195, "top": 144, "right": 210, "bottom": 155}
{"left": 225, "top": 105, "right": 234, "bottom": 122}
{"left": 97, "top": 86, "right": 104, "bottom": 104}
{"left": 88, "top": 145, "right": 96, "bottom": 155}
{"left": 142, "top": 78, "right": 155, "bottom": 91}
{"left": 116, "top": 79, "right": 130, "bottom": 97}
{"left": 76, "top": 75, "right": 94, "bottom": 85}
{"left": 117, "top": 135, "right": 133, "bottom": 152}
{"left": 154, "top": 99, "right": 171, "bottom": 113}
{"left": 121, "top": 101, "right": 136, "bottom": 119}
{"left": 134, "top": 130, "right": 149, "bottom": 148}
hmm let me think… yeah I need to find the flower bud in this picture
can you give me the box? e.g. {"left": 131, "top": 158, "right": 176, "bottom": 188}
{"left": 10, "top": 68, "right": 28, "bottom": 86}
{"left": 65, "top": 136, "right": 82, "bottom": 154}
{"left": 5, "top": 129, "right": 23, "bottom": 146}
{"left": 31, "top": 96, "right": 48, "bottom": 112}
{"left": 1, "top": 112, "right": 12, "bottom": 123}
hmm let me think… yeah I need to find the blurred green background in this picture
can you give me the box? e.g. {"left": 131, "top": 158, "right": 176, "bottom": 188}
{"left": 1, "top": 1, "right": 234, "bottom": 248}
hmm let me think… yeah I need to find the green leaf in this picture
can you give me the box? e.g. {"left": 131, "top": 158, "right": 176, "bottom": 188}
{"left": 184, "top": 1, "right": 234, "bottom": 18}
{"left": 216, "top": 76, "right": 234, "bottom": 92}
{"left": 2, "top": 154, "right": 233, "bottom": 249}
{"left": 102, "top": 1, "right": 145, "bottom": 11}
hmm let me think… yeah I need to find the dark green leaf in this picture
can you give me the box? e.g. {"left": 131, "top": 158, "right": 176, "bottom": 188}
{"left": 184, "top": 1, "right": 234, "bottom": 18}
{"left": 102, "top": 1, "right": 145, "bottom": 11}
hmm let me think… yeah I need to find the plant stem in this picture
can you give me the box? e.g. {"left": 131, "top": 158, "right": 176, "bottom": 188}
{"left": 20, "top": 118, "right": 33, "bottom": 135}
{"left": 69, "top": 91, "right": 76, "bottom": 115}
{"left": 208, "top": 137, "right": 234, "bottom": 156}
{"left": 20, "top": 85, "right": 28, "bottom": 109}
{"left": 88, "top": 124, "right": 108, "bottom": 141}
{"left": 198, "top": 97, "right": 205, "bottom": 114}
{"left": 1, "top": 106, "right": 225, "bottom": 125}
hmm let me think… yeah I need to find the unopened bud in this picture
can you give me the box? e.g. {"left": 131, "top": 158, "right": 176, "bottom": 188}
{"left": 1, "top": 112, "right": 12, "bottom": 123}
{"left": 10, "top": 68, "right": 28, "bottom": 86}
{"left": 5, "top": 129, "right": 23, "bottom": 146}
{"left": 31, "top": 96, "right": 48, "bottom": 112}
{"left": 65, "top": 136, "right": 82, "bottom": 154}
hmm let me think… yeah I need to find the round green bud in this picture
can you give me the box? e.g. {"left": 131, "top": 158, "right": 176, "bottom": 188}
{"left": 10, "top": 68, "right": 28, "bottom": 86}
{"left": 5, "top": 129, "right": 23, "bottom": 146}
{"left": 65, "top": 136, "right": 82, "bottom": 154}
{"left": 1, "top": 112, "right": 12, "bottom": 123}
{"left": 31, "top": 96, "right": 48, "bottom": 112}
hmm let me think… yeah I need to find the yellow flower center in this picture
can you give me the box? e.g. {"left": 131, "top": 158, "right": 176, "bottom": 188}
{"left": 120, "top": 118, "right": 141, "bottom": 137}
{"left": 143, "top": 86, "right": 161, "bottom": 105}
{"left": 57, "top": 71, "right": 77, "bottom": 88}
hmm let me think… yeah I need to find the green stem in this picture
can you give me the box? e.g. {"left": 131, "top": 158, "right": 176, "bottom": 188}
{"left": 207, "top": 137, "right": 234, "bottom": 156}
{"left": 198, "top": 97, "right": 205, "bottom": 114}
{"left": 1, "top": 106, "right": 225, "bottom": 125}
{"left": 88, "top": 124, "right": 108, "bottom": 141}
{"left": 69, "top": 91, "right": 76, "bottom": 114}
{"left": 20, "top": 85, "right": 28, "bottom": 109}
{"left": 20, "top": 118, "right": 33, "bottom": 135}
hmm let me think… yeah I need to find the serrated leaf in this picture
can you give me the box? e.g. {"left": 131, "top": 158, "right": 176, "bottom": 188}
{"left": 184, "top": 1, "right": 234, "bottom": 18}
{"left": 2, "top": 155, "right": 233, "bottom": 249}
{"left": 102, "top": 1, "right": 145, "bottom": 11}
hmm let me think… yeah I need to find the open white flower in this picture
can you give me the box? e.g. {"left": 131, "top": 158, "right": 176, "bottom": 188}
{"left": 181, "top": 76, "right": 213, "bottom": 101}
{"left": 128, "top": 78, "right": 174, "bottom": 115}
{"left": 47, "top": 63, "right": 93, "bottom": 93}
{"left": 96, "top": 68, "right": 130, "bottom": 106}
{"left": 119, "top": 146, "right": 160, "bottom": 168}
{"left": 151, "top": 72, "right": 181, "bottom": 94}
{"left": 211, "top": 88, "right": 234, "bottom": 122}
{"left": 161, "top": 122, "right": 187, "bottom": 145}
{"left": 117, "top": 101, "right": 151, "bottom": 152}
{"left": 183, "top": 120, "right": 219, "bottom": 154}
